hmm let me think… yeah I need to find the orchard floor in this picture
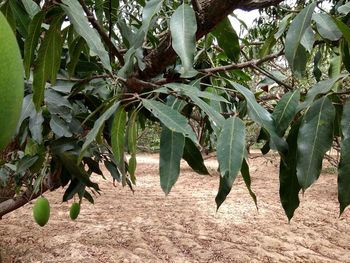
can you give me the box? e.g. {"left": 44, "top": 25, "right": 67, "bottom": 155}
{"left": 1, "top": 153, "right": 350, "bottom": 263}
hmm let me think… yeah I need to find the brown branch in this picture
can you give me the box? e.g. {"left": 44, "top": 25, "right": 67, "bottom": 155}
{"left": 78, "top": 0, "right": 125, "bottom": 65}
{"left": 200, "top": 50, "right": 284, "bottom": 74}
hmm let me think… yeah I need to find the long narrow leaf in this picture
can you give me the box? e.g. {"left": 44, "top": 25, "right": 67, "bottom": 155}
{"left": 296, "top": 97, "right": 335, "bottom": 190}
{"left": 111, "top": 106, "right": 126, "bottom": 163}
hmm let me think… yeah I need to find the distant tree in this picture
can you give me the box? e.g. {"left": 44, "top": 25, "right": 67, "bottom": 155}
{"left": 0, "top": 0, "right": 350, "bottom": 223}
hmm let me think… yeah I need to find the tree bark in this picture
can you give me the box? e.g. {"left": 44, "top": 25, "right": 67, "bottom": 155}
{"left": 138, "top": 0, "right": 283, "bottom": 80}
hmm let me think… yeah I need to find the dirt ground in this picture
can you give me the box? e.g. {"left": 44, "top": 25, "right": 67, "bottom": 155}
{"left": 1, "top": 153, "right": 350, "bottom": 263}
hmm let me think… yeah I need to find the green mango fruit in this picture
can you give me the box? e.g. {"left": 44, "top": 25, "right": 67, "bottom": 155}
{"left": 33, "top": 197, "right": 50, "bottom": 227}
{"left": 0, "top": 12, "right": 24, "bottom": 150}
{"left": 69, "top": 202, "right": 80, "bottom": 220}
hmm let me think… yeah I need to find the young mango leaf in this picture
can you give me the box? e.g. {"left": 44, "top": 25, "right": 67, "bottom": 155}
{"left": 272, "top": 90, "right": 300, "bottom": 136}
{"left": 215, "top": 117, "right": 246, "bottom": 210}
{"left": 298, "top": 75, "right": 345, "bottom": 111}
{"left": 33, "top": 18, "right": 63, "bottom": 111}
{"left": 241, "top": 158, "right": 258, "bottom": 209}
{"left": 111, "top": 106, "right": 127, "bottom": 164}
{"left": 341, "top": 98, "right": 350, "bottom": 139}
{"left": 285, "top": 2, "right": 316, "bottom": 78}
{"left": 142, "top": 99, "right": 198, "bottom": 144}
{"left": 170, "top": 3, "right": 198, "bottom": 78}
{"left": 229, "top": 81, "right": 288, "bottom": 154}
{"left": 159, "top": 127, "right": 185, "bottom": 195}
{"left": 182, "top": 138, "right": 209, "bottom": 175}
{"left": 296, "top": 97, "right": 335, "bottom": 190}
{"left": 127, "top": 110, "right": 138, "bottom": 183}
{"left": 212, "top": 17, "right": 240, "bottom": 62}
{"left": 338, "top": 137, "right": 350, "bottom": 215}
{"left": 79, "top": 102, "right": 120, "bottom": 162}
{"left": 279, "top": 121, "right": 301, "bottom": 221}
{"left": 24, "top": 11, "right": 45, "bottom": 79}
{"left": 61, "top": 0, "right": 111, "bottom": 72}
{"left": 313, "top": 13, "right": 342, "bottom": 41}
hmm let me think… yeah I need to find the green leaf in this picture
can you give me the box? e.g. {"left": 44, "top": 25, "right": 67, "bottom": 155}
{"left": 24, "top": 11, "right": 45, "bottom": 79}
{"left": 32, "top": 18, "right": 64, "bottom": 111}
{"left": 142, "top": 99, "right": 198, "bottom": 143}
{"left": 279, "top": 122, "right": 301, "bottom": 221}
{"left": 259, "top": 31, "right": 277, "bottom": 58}
{"left": 103, "top": 0, "right": 119, "bottom": 25}
{"left": 338, "top": 137, "right": 350, "bottom": 215}
{"left": 285, "top": 2, "right": 316, "bottom": 78}
{"left": 159, "top": 127, "right": 185, "bottom": 195}
{"left": 0, "top": 1, "right": 16, "bottom": 32}
{"left": 298, "top": 76, "right": 345, "bottom": 111}
{"left": 215, "top": 117, "right": 246, "bottom": 210}
{"left": 111, "top": 106, "right": 126, "bottom": 163}
{"left": 313, "top": 13, "right": 342, "bottom": 41}
{"left": 8, "top": 0, "right": 30, "bottom": 37}
{"left": 170, "top": 3, "right": 198, "bottom": 78}
{"left": 67, "top": 36, "right": 86, "bottom": 77}
{"left": 127, "top": 110, "right": 138, "bottom": 183}
{"left": 300, "top": 26, "right": 314, "bottom": 52}
{"left": 338, "top": 2, "right": 350, "bottom": 15}
{"left": 212, "top": 17, "right": 240, "bottom": 62}
{"left": 272, "top": 90, "right": 300, "bottom": 136}
{"left": 79, "top": 102, "right": 120, "bottom": 161}
{"left": 162, "top": 83, "right": 229, "bottom": 102}
{"left": 229, "top": 81, "right": 288, "bottom": 154}
{"left": 182, "top": 138, "right": 209, "bottom": 175}
{"left": 241, "top": 158, "right": 258, "bottom": 209}
{"left": 296, "top": 97, "right": 335, "bottom": 190}
{"left": 341, "top": 97, "right": 350, "bottom": 139}
{"left": 61, "top": 0, "right": 111, "bottom": 72}
{"left": 333, "top": 18, "right": 350, "bottom": 44}
{"left": 21, "top": 0, "right": 40, "bottom": 19}
{"left": 275, "top": 13, "right": 293, "bottom": 39}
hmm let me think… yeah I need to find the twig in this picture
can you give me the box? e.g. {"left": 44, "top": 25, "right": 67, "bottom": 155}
{"left": 78, "top": 0, "right": 125, "bottom": 65}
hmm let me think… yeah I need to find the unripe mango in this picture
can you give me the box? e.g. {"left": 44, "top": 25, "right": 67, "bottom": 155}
{"left": 0, "top": 12, "right": 24, "bottom": 150}
{"left": 33, "top": 197, "right": 50, "bottom": 227}
{"left": 69, "top": 202, "right": 80, "bottom": 220}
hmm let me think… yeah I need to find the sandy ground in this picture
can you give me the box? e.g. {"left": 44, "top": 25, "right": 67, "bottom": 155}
{"left": 1, "top": 153, "right": 350, "bottom": 263}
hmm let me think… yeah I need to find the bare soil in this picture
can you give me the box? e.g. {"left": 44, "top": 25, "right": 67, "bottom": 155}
{"left": 1, "top": 153, "right": 350, "bottom": 263}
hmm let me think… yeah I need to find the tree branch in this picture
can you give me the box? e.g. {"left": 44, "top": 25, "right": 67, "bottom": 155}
{"left": 78, "top": 0, "right": 125, "bottom": 65}
{"left": 200, "top": 50, "right": 284, "bottom": 74}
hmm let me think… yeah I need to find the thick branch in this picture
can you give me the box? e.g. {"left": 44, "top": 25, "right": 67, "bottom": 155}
{"left": 78, "top": 0, "right": 125, "bottom": 65}
{"left": 140, "top": 0, "right": 283, "bottom": 80}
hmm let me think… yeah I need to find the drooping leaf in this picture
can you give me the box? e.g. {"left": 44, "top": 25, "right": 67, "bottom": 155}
{"left": 24, "top": 11, "right": 45, "bottom": 79}
{"left": 298, "top": 76, "right": 345, "bottom": 110}
{"left": 142, "top": 99, "right": 198, "bottom": 143}
{"left": 341, "top": 40, "right": 350, "bottom": 73}
{"left": 111, "top": 106, "right": 126, "bottom": 164}
{"left": 279, "top": 121, "right": 301, "bottom": 221}
{"left": 212, "top": 17, "right": 240, "bottom": 62}
{"left": 61, "top": 0, "right": 111, "bottom": 72}
{"left": 67, "top": 36, "right": 86, "bottom": 78}
{"left": 275, "top": 13, "right": 293, "bottom": 39}
{"left": 229, "top": 81, "right": 288, "bottom": 154}
{"left": 127, "top": 110, "right": 138, "bottom": 183}
{"left": 8, "top": 0, "right": 30, "bottom": 37}
{"left": 79, "top": 102, "right": 120, "bottom": 161}
{"left": 259, "top": 31, "right": 277, "bottom": 58}
{"left": 182, "top": 138, "right": 209, "bottom": 175}
{"left": 296, "top": 97, "right": 335, "bottom": 190}
{"left": 215, "top": 117, "right": 246, "bottom": 209}
{"left": 272, "top": 90, "right": 300, "bottom": 136}
{"left": 333, "top": 18, "right": 350, "bottom": 44}
{"left": 285, "top": 2, "right": 316, "bottom": 78}
{"left": 170, "top": 3, "right": 198, "bottom": 78}
{"left": 159, "top": 127, "right": 185, "bottom": 195}
{"left": 32, "top": 18, "right": 64, "bottom": 111}
{"left": 241, "top": 158, "right": 258, "bottom": 209}
{"left": 338, "top": 138, "right": 350, "bottom": 215}
{"left": 313, "top": 13, "right": 342, "bottom": 41}
{"left": 341, "top": 97, "right": 350, "bottom": 140}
